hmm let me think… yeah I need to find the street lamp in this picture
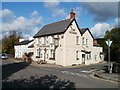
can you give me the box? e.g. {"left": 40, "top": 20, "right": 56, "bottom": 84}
{"left": 105, "top": 39, "right": 112, "bottom": 73}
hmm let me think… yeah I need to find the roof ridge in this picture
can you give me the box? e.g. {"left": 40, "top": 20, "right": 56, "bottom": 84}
{"left": 80, "top": 28, "right": 89, "bottom": 30}
{"left": 45, "top": 18, "right": 70, "bottom": 26}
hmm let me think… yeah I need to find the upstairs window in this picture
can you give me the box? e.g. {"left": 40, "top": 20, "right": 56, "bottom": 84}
{"left": 36, "top": 38, "right": 39, "bottom": 44}
{"left": 76, "top": 36, "right": 80, "bottom": 45}
{"left": 50, "top": 36, "right": 54, "bottom": 44}
{"left": 41, "top": 37, "right": 44, "bottom": 45}
{"left": 86, "top": 39, "right": 88, "bottom": 47}
{"left": 82, "top": 37, "right": 85, "bottom": 45}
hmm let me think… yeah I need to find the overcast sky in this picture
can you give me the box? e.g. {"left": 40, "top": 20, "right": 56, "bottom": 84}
{"left": 1, "top": 1, "right": 119, "bottom": 39}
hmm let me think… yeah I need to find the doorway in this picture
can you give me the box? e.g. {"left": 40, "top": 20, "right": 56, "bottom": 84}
{"left": 82, "top": 54, "right": 85, "bottom": 64}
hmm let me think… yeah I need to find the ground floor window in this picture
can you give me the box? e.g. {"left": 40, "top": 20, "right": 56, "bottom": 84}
{"left": 50, "top": 49, "right": 55, "bottom": 60}
{"left": 40, "top": 53, "right": 42, "bottom": 58}
{"left": 36, "top": 49, "right": 40, "bottom": 58}
{"left": 95, "top": 55, "right": 97, "bottom": 61}
{"left": 81, "top": 52, "right": 91, "bottom": 64}
{"left": 76, "top": 51, "right": 79, "bottom": 60}
{"left": 86, "top": 53, "right": 91, "bottom": 60}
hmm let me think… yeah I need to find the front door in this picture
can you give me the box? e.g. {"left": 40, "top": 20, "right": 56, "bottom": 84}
{"left": 82, "top": 54, "right": 85, "bottom": 64}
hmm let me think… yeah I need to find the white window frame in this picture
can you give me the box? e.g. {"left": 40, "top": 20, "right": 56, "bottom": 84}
{"left": 36, "top": 38, "right": 39, "bottom": 44}
{"left": 50, "top": 36, "right": 54, "bottom": 44}
{"left": 82, "top": 37, "right": 85, "bottom": 45}
{"left": 36, "top": 49, "right": 40, "bottom": 57}
{"left": 50, "top": 49, "right": 55, "bottom": 59}
{"left": 95, "top": 55, "right": 97, "bottom": 61}
{"left": 86, "top": 39, "right": 88, "bottom": 47}
{"left": 76, "top": 36, "right": 80, "bottom": 45}
{"left": 76, "top": 51, "right": 79, "bottom": 60}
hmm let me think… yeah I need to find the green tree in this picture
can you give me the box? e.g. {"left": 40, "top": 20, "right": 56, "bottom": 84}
{"left": 2, "top": 31, "right": 22, "bottom": 57}
{"left": 104, "top": 28, "right": 120, "bottom": 63}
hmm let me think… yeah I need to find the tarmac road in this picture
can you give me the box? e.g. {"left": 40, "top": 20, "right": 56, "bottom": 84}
{"left": 2, "top": 59, "right": 119, "bottom": 89}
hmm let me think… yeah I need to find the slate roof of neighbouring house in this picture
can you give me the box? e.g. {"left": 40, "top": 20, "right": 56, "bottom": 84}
{"left": 34, "top": 18, "right": 76, "bottom": 38}
{"left": 28, "top": 44, "right": 34, "bottom": 48}
{"left": 15, "top": 40, "right": 33, "bottom": 45}
{"left": 80, "top": 28, "right": 94, "bottom": 38}
{"left": 80, "top": 28, "right": 88, "bottom": 35}
{"left": 93, "top": 43, "right": 101, "bottom": 47}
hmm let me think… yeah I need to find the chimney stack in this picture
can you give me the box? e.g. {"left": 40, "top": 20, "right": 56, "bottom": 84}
{"left": 93, "top": 39, "right": 97, "bottom": 44}
{"left": 70, "top": 9, "right": 75, "bottom": 19}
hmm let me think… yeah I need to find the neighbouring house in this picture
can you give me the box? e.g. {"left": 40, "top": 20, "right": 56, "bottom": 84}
{"left": 32, "top": 10, "right": 104, "bottom": 66}
{"left": 14, "top": 36, "right": 34, "bottom": 59}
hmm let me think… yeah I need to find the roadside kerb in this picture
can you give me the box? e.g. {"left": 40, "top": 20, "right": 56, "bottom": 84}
{"left": 90, "top": 70, "right": 120, "bottom": 84}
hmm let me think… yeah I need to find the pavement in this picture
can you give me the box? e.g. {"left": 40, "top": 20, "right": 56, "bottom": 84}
{"left": 94, "top": 70, "right": 120, "bottom": 83}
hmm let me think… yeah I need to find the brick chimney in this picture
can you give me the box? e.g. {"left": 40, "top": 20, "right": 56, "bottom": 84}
{"left": 70, "top": 9, "right": 75, "bottom": 19}
{"left": 93, "top": 39, "right": 97, "bottom": 43}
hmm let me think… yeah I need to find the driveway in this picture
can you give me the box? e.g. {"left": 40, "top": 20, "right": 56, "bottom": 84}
{"left": 2, "top": 59, "right": 119, "bottom": 89}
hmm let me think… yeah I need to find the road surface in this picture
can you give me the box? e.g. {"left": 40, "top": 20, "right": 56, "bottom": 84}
{"left": 2, "top": 59, "right": 119, "bottom": 89}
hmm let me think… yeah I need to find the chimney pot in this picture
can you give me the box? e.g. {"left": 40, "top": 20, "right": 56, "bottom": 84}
{"left": 70, "top": 9, "right": 75, "bottom": 19}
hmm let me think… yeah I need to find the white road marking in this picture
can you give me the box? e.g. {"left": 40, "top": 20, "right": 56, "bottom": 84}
{"left": 61, "top": 71, "right": 87, "bottom": 77}
{"left": 70, "top": 72, "right": 76, "bottom": 75}
{"left": 81, "top": 69, "right": 96, "bottom": 73}
{"left": 61, "top": 71, "right": 69, "bottom": 74}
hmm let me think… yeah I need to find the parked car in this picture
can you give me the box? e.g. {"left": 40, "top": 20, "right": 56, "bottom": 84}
{"left": 113, "top": 62, "right": 120, "bottom": 73}
{"left": 2, "top": 53, "right": 8, "bottom": 59}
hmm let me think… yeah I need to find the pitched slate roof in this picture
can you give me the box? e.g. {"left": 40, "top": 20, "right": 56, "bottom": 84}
{"left": 34, "top": 18, "right": 75, "bottom": 38}
{"left": 28, "top": 44, "right": 34, "bottom": 48}
{"left": 15, "top": 40, "right": 33, "bottom": 45}
{"left": 80, "top": 28, "right": 88, "bottom": 35}
{"left": 93, "top": 43, "right": 101, "bottom": 47}
{"left": 80, "top": 28, "right": 94, "bottom": 38}
{"left": 34, "top": 17, "right": 94, "bottom": 38}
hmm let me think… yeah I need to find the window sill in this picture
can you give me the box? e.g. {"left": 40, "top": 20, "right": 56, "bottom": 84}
{"left": 49, "top": 58, "right": 55, "bottom": 60}
{"left": 36, "top": 56, "right": 40, "bottom": 58}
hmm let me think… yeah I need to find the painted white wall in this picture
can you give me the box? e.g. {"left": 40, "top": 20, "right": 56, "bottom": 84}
{"left": 14, "top": 40, "right": 34, "bottom": 59}
{"left": 63, "top": 20, "right": 82, "bottom": 66}
{"left": 32, "top": 19, "right": 104, "bottom": 66}
{"left": 14, "top": 45, "right": 28, "bottom": 58}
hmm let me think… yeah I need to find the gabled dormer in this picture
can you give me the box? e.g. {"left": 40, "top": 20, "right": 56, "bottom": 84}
{"left": 80, "top": 28, "right": 94, "bottom": 48}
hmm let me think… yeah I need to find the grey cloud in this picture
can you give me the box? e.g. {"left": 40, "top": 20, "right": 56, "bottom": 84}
{"left": 80, "top": 2, "right": 118, "bottom": 22}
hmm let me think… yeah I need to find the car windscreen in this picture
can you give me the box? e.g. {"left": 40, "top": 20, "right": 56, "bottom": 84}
{"left": 2, "top": 54, "right": 6, "bottom": 56}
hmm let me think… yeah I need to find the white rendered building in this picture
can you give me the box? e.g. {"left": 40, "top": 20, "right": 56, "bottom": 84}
{"left": 14, "top": 37, "right": 34, "bottom": 58}
{"left": 32, "top": 10, "right": 104, "bottom": 66}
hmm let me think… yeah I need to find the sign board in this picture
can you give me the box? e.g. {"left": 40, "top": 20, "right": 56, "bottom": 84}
{"left": 106, "top": 39, "right": 113, "bottom": 47}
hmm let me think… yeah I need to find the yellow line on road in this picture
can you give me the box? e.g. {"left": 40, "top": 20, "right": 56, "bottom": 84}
{"left": 90, "top": 72, "right": 120, "bottom": 84}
